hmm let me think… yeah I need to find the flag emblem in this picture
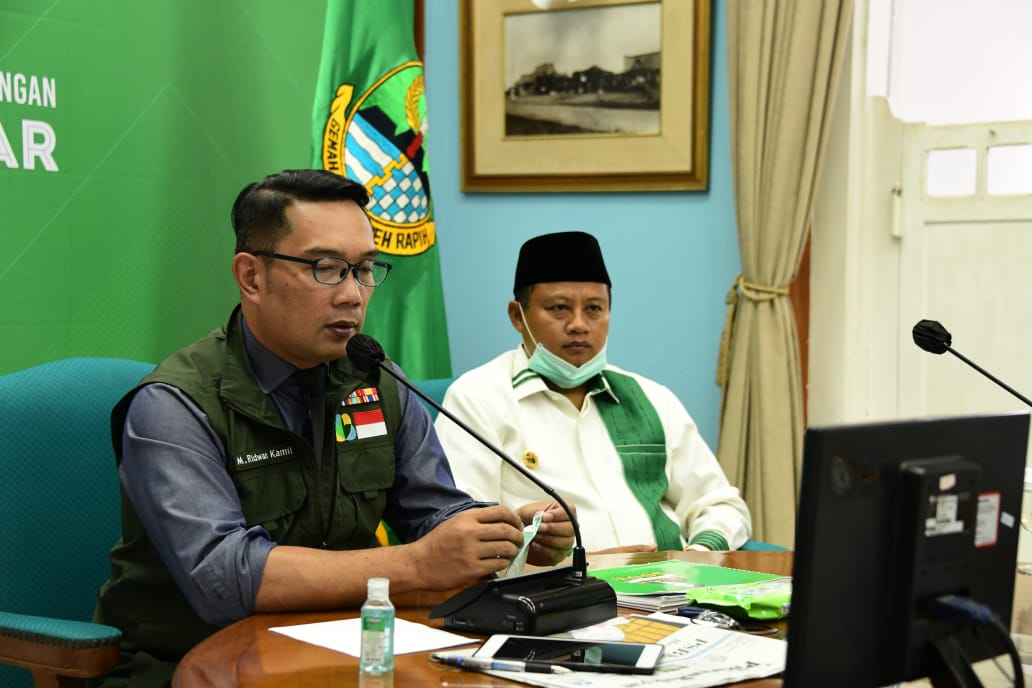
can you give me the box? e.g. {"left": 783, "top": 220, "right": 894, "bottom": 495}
{"left": 337, "top": 409, "right": 387, "bottom": 442}
{"left": 321, "top": 63, "right": 435, "bottom": 257}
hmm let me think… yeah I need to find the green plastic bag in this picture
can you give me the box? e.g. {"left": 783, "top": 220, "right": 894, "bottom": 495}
{"left": 686, "top": 576, "right": 792, "bottom": 620}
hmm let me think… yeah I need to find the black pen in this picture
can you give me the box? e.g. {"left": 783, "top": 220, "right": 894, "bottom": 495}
{"left": 430, "top": 653, "right": 572, "bottom": 674}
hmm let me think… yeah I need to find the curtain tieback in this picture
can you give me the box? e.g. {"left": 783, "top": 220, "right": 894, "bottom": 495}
{"left": 716, "top": 275, "right": 791, "bottom": 388}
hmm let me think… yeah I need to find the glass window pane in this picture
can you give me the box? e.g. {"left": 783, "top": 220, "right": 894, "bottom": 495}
{"left": 926, "top": 148, "right": 977, "bottom": 197}
{"left": 987, "top": 144, "right": 1032, "bottom": 195}
{"left": 880, "top": 0, "right": 1032, "bottom": 125}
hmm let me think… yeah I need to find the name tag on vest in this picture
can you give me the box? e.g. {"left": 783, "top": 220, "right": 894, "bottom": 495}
{"left": 233, "top": 445, "right": 297, "bottom": 470}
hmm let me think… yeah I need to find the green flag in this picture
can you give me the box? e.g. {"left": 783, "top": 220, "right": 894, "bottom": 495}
{"left": 311, "top": 0, "right": 451, "bottom": 379}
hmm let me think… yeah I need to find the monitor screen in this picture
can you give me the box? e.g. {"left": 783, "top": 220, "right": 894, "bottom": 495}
{"left": 784, "top": 412, "right": 1030, "bottom": 687}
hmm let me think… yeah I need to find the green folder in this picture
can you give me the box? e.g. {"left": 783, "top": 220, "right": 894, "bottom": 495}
{"left": 592, "top": 559, "right": 784, "bottom": 596}
{"left": 592, "top": 560, "right": 791, "bottom": 618}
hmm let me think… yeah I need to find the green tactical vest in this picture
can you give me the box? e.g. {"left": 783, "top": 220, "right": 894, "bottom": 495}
{"left": 94, "top": 308, "right": 402, "bottom": 667}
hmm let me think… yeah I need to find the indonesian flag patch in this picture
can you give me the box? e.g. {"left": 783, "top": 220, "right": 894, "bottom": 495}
{"left": 336, "top": 408, "right": 387, "bottom": 442}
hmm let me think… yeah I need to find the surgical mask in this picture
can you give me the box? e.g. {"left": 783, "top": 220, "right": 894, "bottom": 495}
{"left": 518, "top": 304, "right": 607, "bottom": 389}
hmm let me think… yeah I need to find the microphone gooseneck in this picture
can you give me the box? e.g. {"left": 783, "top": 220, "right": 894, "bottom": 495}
{"left": 345, "top": 334, "right": 590, "bottom": 577}
{"left": 911, "top": 319, "right": 1032, "bottom": 408}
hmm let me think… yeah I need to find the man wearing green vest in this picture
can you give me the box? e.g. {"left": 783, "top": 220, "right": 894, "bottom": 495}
{"left": 92, "top": 170, "right": 573, "bottom": 686}
{"left": 436, "top": 231, "right": 751, "bottom": 554}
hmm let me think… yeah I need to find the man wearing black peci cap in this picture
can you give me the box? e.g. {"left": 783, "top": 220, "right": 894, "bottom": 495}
{"left": 436, "top": 231, "right": 751, "bottom": 554}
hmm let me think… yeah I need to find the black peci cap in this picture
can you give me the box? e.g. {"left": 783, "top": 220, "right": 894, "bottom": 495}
{"left": 513, "top": 231, "right": 611, "bottom": 296}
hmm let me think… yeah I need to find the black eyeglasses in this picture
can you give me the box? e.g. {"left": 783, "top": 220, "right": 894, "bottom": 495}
{"left": 252, "top": 252, "right": 392, "bottom": 287}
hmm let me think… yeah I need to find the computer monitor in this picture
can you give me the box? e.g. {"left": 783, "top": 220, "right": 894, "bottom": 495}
{"left": 784, "top": 411, "right": 1030, "bottom": 687}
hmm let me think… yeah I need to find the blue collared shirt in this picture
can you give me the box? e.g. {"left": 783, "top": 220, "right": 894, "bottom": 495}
{"left": 119, "top": 321, "right": 483, "bottom": 626}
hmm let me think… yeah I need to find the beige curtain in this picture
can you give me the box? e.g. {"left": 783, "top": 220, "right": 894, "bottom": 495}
{"left": 716, "top": 0, "right": 853, "bottom": 546}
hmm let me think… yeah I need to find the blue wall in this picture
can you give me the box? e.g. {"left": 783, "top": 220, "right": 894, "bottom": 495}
{"left": 423, "top": 3, "right": 741, "bottom": 448}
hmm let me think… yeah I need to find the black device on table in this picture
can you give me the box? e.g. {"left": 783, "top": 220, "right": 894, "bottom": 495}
{"left": 784, "top": 411, "right": 1030, "bottom": 687}
{"left": 475, "top": 634, "right": 664, "bottom": 674}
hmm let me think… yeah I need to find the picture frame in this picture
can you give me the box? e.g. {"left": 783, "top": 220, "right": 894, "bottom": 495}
{"left": 460, "top": 0, "right": 711, "bottom": 193}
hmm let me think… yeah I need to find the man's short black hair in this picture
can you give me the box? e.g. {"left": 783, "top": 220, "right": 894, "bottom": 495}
{"left": 231, "top": 169, "right": 370, "bottom": 254}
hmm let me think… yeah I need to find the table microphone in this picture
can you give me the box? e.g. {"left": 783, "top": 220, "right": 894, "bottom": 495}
{"left": 345, "top": 334, "right": 617, "bottom": 635}
{"left": 912, "top": 319, "right": 1032, "bottom": 407}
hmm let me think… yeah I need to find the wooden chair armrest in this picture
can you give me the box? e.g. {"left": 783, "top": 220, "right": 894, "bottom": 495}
{"left": 0, "top": 611, "right": 121, "bottom": 683}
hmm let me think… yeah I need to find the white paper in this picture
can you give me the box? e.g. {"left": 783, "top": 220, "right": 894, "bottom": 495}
{"left": 269, "top": 617, "right": 477, "bottom": 657}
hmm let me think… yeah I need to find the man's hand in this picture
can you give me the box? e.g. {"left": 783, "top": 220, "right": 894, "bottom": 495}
{"left": 517, "top": 500, "right": 576, "bottom": 566}
{"left": 409, "top": 505, "right": 525, "bottom": 589}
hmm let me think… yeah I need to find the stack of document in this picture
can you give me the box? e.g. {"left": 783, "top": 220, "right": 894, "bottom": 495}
{"left": 611, "top": 592, "right": 690, "bottom": 613}
{"left": 590, "top": 560, "right": 787, "bottom": 614}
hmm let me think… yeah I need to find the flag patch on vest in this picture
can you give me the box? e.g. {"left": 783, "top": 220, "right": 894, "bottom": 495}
{"left": 336, "top": 408, "right": 387, "bottom": 442}
{"left": 342, "top": 387, "right": 380, "bottom": 406}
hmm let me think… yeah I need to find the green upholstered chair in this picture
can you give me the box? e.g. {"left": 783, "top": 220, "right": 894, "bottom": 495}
{"left": 739, "top": 539, "right": 789, "bottom": 552}
{"left": 411, "top": 377, "right": 454, "bottom": 420}
{"left": 0, "top": 357, "right": 154, "bottom": 688}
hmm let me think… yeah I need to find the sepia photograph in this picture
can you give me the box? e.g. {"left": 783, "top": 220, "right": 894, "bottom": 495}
{"left": 461, "top": 0, "right": 711, "bottom": 192}
{"left": 503, "top": 3, "right": 661, "bottom": 137}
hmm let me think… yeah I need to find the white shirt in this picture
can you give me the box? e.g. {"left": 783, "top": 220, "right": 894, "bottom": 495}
{"left": 436, "top": 346, "right": 751, "bottom": 552}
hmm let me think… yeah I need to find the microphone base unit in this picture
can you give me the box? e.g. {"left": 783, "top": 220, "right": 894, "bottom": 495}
{"left": 429, "top": 566, "right": 617, "bottom": 636}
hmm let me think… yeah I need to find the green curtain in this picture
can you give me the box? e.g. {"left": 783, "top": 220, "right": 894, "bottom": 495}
{"left": 311, "top": 0, "right": 451, "bottom": 379}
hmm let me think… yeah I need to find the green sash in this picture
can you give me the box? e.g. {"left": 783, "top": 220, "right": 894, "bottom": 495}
{"left": 595, "top": 371, "right": 683, "bottom": 551}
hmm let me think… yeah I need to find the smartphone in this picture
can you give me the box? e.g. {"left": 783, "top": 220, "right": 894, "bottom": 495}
{"left": 475, "top": 634, "right": 664, "bottom": 674}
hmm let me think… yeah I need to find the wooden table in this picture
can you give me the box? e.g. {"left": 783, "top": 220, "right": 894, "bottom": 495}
{"left": 172, "top": 550, "right": 791, "bottom": 687}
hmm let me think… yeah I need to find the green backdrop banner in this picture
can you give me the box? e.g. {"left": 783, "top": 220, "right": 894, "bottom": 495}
{"left": 0, "top": 0, "right": 328, "bottom": 374}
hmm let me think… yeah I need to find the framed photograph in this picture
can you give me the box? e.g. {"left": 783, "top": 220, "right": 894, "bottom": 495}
{"left": 460, "top": 0, "right": 711, "bottom": 193}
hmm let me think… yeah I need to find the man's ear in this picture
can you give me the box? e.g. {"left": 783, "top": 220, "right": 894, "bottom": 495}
{"left": 507, "top": 300, "right": 524, "bottom": 333}
{"left": 233, "top": 252, "right": 263, "bottom": 304}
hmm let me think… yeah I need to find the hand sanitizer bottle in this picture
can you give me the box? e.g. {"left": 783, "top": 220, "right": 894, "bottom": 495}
{"left": 360, "top": 577, "right": 394, "bottom": 675}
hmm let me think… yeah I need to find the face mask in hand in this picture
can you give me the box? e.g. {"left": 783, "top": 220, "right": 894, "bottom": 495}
{"left": 519, "top": 305, "right": 607, "bottom": 389}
